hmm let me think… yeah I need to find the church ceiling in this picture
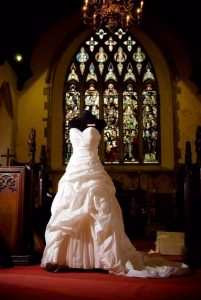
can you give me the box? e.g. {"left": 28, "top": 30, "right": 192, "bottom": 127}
{"left": 0, "top": 0, "right": 200, "bottom": 90}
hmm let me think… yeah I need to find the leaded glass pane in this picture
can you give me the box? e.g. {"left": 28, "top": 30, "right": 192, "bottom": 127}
{"left": 84, "top": 84, "right": 100, "bottom": 117}
{"left": 142, "top": 83, "right": 159, "bottom": 163}
{"left": 123, "top": 36, "right": 136, "bottom": 52}
{"left": 105, "top": 63, "right": 117, "bottom": 81}
{"left": 124, "top": 63, "right": 136, "bottom": 82}
{"left": 67, "top": 64, "right": 79, "bottom": 82}
{"left": 103, "top": 84, "right": 119, "bottom": 163}
{"left": 64, "top": 84, "right": 80, "bottom": 162}
{"left": 143, "top": 63, "right": 155, "bottom": 82}
{"left": 76, "top": 47, "right": 89, "bottom": 63}
{"left": 86, "top": 63, "right": 98, "bottom": 81}
{"left": 123, "top": 84, "right": 139, "bottom": 163}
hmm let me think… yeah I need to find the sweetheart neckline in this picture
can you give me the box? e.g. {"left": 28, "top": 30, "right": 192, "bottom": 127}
{"left": 70, "top": 127, "right": 100, "bottom": 135}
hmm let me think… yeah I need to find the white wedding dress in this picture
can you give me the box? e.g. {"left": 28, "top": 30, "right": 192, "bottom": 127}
{"left": 41, "top": 127, "right": 189, "bottom": 278}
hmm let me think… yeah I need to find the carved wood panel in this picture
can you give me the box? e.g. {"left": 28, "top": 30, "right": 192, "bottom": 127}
{"left": 0, "top": 167, "right": 33, "bottom": 255}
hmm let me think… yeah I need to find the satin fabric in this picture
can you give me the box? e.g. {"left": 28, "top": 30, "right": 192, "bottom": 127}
{"left": 41, "top": 127, "right": 189, "bottom": 278}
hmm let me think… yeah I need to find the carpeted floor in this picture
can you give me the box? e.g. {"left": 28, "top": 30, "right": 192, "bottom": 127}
{"left": 0, "top": 264, "right": 201, "bottom": 300}
{"left": 1, "top": 239, "right": 201, "bottom": 300}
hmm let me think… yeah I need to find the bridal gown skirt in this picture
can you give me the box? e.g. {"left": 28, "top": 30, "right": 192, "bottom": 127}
{"left": 41, "top": 127, "right": 189, "bottom": 278}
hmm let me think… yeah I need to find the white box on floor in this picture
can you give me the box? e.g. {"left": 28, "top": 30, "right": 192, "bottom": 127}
{"left": 155, "top": 231, "right": 185, "bottom": 255}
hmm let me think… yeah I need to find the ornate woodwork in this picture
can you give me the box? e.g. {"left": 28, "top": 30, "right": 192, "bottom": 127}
{"left": 0, "top": 166, "right": 34, "bottom": 257}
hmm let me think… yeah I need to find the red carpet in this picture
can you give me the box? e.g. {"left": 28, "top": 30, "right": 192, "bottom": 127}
{"left": 0, "top": 264, "right": 201, "bottom": 300}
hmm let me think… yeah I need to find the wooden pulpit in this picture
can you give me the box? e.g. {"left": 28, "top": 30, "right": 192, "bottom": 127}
{"left": 0, "top": 166, "right": 34, "bottom": 263}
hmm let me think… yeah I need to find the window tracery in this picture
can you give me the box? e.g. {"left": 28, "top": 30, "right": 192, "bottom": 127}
{"left": 64, "top": 27, "right": 160, "bottom": 165}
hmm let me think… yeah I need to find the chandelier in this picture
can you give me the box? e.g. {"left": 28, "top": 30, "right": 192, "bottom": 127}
{"left": 82, "top": 0, "right": 144, "bottom": 32}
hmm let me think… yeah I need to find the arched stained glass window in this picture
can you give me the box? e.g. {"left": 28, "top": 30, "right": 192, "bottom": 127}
{"left": 64, "top": 27, "right": 160, "bottom": 165}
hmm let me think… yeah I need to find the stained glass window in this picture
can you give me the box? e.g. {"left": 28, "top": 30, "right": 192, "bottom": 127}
{"left": 123, "top": 84, "right": 138, "bottom": 163}
{"left": 103, "top": 83, "right": 119, "bottom": 163}
{"left": 64, "top": 27, "right": 160, "bottom": 165}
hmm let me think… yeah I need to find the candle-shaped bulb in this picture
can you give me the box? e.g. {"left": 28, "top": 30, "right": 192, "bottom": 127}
{"left": 126, "top": 14, "right": 130, "bottom": 23}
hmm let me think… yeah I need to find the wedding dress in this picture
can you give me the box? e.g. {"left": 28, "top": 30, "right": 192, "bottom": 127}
{"left": 41, "top": 126, "right": 189, "bottom": 278}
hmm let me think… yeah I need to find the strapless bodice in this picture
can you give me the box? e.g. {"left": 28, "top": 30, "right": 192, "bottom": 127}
{"left": 70, "top": 127, "right": 101, "bottom": 155}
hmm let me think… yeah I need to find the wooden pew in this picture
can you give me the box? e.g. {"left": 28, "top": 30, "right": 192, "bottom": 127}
{"left": 183, "top": 126, "right": 201, "bottom": 268}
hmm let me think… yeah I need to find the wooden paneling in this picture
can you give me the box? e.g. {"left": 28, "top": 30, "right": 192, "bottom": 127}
{"left": 0, "top": 166, "right": 33, "bottom": 255}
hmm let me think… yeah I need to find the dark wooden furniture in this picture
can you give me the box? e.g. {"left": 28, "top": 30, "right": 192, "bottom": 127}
{"left": 183, "top": 126, "right": 201, "bottom": 268}
{"left": 0, "top": 166, "right": 34, "bottom": 263}
{"left": 0, "top": 128, "right": 49, "bottom": 264}
{"left": 116, "top": 189, "right": 148, "bottom": 239}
